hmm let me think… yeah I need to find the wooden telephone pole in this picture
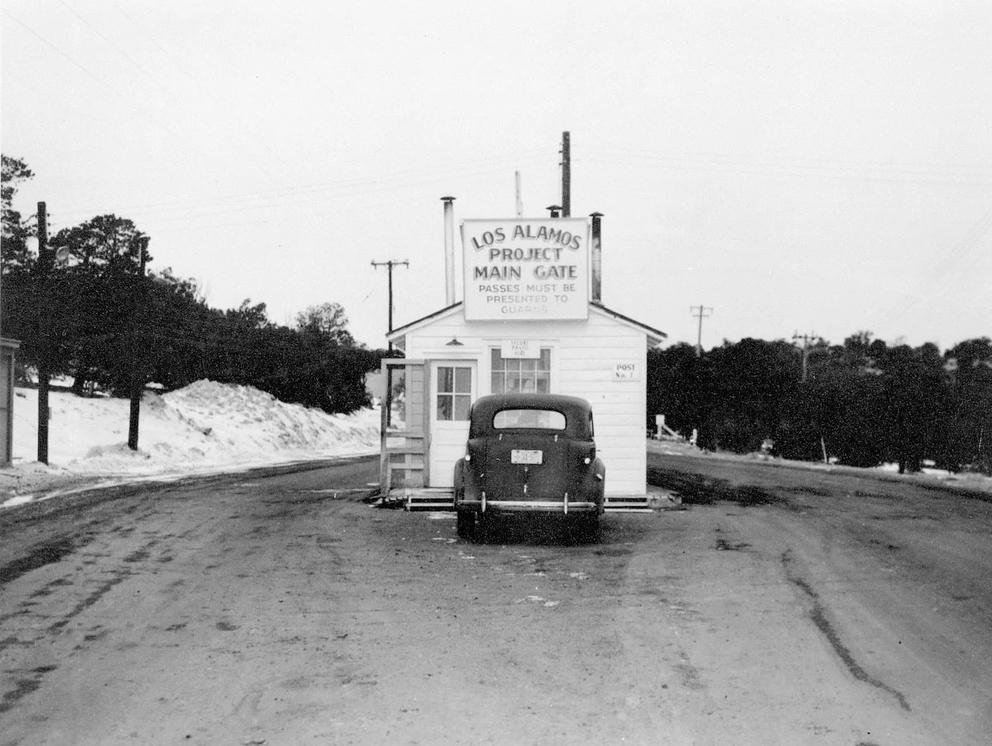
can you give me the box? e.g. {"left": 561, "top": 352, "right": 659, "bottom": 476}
{"left": 371, "top": 259, "right": 409, "bottom": 350}
{"left": 560, "top": 131, "right": 571, "bottom": 218}
{"left": 690, "top": 305, "right": 713, "bottom": 357}
{"left": 792, "top": 331, "right": 818, "bottom": 383}
{"left": 36, "top": 202, "right": 51, "bottom": 464}
{"left": 128, "top": 236, "right": 150, "bottom": 450}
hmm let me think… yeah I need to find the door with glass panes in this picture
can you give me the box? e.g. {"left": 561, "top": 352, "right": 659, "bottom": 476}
{"left": 428, "top": 361, "right": 476, "bottom": 487}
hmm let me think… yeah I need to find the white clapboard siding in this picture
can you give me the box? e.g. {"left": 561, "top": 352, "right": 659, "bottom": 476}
{"left": 399, "top": 305, "right": 651, "bottom": 496}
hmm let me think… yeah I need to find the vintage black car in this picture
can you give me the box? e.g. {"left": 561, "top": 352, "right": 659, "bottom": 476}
{"left": 453, "top": 393, "right": 606, "bottom": 540}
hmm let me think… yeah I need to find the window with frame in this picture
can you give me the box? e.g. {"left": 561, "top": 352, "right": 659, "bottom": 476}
{"left": 490, "top": 347, "right": 551, "bottom": 394}
{"left": 436, "top": 365, "right": 472, "bottom": 421}
{"left": 493, "top": 409, "right": 566, "bottom": 430}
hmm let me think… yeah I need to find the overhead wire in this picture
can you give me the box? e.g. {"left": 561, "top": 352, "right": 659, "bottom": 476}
{"left": 876, "top": 203, "right": 992, "bottom": 329}
{"left": 54, "top": 0, "right": 174, "bottom": 96}
{"left": 575, "top": 146, "right": 992, "bottom": 188}
{"left": 3, "top": 8, "right": 108, "bottom": 87}
{"left": 43, "top": 148, "right": 552, "bottom": 232}
{"left": 3, "top": 7, "right": 238, "bottom": 177}
{"left": 107, "top": 0, "right": 283, "bottom": 183}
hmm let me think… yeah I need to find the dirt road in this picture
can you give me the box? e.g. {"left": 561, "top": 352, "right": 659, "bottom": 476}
{"left": 2, "top": 452, "right": 991, "bottom": 745}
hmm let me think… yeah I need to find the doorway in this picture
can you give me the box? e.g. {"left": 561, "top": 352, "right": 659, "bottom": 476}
{"left": 428, "top": 360, "right": 476, "bottom": 487}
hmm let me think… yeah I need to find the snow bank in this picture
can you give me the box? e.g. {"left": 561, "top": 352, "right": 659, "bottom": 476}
{"left": 1, "top": 381, "right": 380, "bottom": 506}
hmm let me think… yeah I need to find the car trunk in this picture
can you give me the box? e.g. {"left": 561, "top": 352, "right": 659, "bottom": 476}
{"left": 483, "top": 431, "right": 571, "bottom": 500}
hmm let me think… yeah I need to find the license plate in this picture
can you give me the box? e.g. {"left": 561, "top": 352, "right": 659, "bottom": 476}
{"left": 511, "top": 449, "right": 543, "bottom": 465}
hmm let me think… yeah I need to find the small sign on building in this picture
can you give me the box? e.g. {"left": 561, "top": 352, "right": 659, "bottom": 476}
{"left": 614, "top": 360, "right": 640, "bottom": 381}
{"left": 501, "top": 339, "right": 541, "bottom": 359}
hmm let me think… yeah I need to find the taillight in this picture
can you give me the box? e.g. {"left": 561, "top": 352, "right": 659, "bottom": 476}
{"left": 466, "top": 439, "right": 486, "bottom": 468}
{"left": 572, "top": 443, "right": 595, "bottom": 468}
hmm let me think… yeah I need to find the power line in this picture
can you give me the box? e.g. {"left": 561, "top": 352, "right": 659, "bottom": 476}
{"left": 3, "top": 9, "right": 108, "bottom": 86}
{"left": 2, "top": 8, "right": 224, "bottom": 169}
{"left": 43, "top": 149, "right": 551, "bottom": 227}
{"left": 581, "top": 143, "right": 992, "bottom": 181}
{"left": 575, "top": 147, "right": 992, "bottom": 188}
{"left": 55, "top": 0, "right": 172, "bottom": 95}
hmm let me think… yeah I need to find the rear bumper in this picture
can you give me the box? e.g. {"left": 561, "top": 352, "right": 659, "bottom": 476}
{"left": 457, "top": 496, "right": 602, "bottom": 515}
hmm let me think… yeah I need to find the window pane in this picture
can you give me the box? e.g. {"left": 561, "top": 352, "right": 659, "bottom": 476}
{"left": 386, "top": 367, "right": 407, "bottom": 430}
{"left": 437, "top": 366, "right": 453, "bottom": 393}
{"left": 521, "top": 372, "right": 536, "bottom": 392}
{"left": 454, "top": 367, "right": 471, "bottom": 393}
{"left": 492, "top": 372, "right": 505, "bottom": 394}
{"left": 491, "top": 348, "right": 502, "bottom": 369}
{"left": 454, "top": 395, "right": 471, "bottom": 420}
{"left": 537, "top": 375, "right": 550, "bottom": 393}
{"left": 540, "top": 348, "right": 551, "bottom": 369}
{"left": 436, "top": 394, "right": 452, "bottom": 420}
{"left": 493, "top": 409, "right": 566, "bottom": 430}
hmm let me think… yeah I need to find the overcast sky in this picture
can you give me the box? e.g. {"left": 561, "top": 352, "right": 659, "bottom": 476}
{"left": 3, "top": 1, "right": 990, "bottom": 351}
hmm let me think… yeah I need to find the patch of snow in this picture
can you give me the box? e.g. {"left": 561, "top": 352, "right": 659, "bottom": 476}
{"left": 1, "top": 381, "right": 380, "bottom": 508}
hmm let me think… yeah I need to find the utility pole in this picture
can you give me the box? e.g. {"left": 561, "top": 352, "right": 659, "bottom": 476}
{"left": 560, "top": 131, "right": 571, "bottom": 218}
{"left": 690, "top": 305, "right": 713, "bottom": 357}
{"left": 792, "top": 331, "right": 818, "bottom": 383}
{"left": 371, "top": 259, "right": 409, "bottom": 351}
{"left": 36, "top": 202, "right": 51, "bottom": 464}
{"left": 128, "top": 236, "right": 150, "bottom": 451}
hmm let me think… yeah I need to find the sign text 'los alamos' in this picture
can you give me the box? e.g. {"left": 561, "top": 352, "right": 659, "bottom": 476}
{"left": 461, "top": 218, "right": 590, "bottom": 321}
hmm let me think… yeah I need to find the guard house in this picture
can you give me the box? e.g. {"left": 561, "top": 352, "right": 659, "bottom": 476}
{"left": 380, "top": 202, "right": 666, "bottom": 505}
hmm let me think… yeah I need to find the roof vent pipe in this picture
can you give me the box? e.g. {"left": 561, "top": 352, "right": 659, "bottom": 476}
{"left": 590, "top": 212, "right": 603, "bottom": 302}
{"left": 441, "top": 196, "right": 456, "bottom": 305}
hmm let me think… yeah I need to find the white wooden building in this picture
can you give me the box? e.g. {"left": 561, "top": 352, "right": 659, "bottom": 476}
{"left": 380, "top": 206, "right": 665, "bottom": 500}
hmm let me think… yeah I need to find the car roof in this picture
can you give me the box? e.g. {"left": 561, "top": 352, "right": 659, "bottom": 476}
{"left": 471, "top": 393, "right": 592, "bottom": 414}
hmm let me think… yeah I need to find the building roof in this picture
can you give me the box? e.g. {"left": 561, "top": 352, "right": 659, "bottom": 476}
{"left": 386, "top": 301, "right": 666, "bottom": 349}
{"left": 589, "top": 302, "right": 667, "bottom": 345}
{"left": 388, "top": 302, "right": 463, "bottom": 337}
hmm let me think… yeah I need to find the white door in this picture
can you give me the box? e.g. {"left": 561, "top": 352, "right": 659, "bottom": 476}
{"left": 428, "top": 361, "right": 477, "bottom": 487}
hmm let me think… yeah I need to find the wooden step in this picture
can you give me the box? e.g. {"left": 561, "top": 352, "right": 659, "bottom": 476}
{"left": 604, "top": 495, "right": 653, "bottom": 513}
{"left": 403, "top": 489, "right": 455, "bottom": 511}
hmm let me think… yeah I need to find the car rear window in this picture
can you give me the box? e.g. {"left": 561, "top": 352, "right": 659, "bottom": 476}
{"left": 493, "top": 409, "right": 566, "bottom": 430}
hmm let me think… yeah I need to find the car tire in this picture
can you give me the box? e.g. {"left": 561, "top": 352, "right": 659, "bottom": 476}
{"left": 474, "top": 513, "right": 492, "bottom": 544}
{"left": 575, "top": 514, "right": 600, "bottom": 543}
{"left": 456, "top": 510, "right": 476, "bottom": 540}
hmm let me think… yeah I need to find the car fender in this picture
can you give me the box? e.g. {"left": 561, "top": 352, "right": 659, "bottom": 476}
{"left": 453, "top": 458, "right": 465, "bottom": 503}
{"left": 591, "top": 458, "right": 606, "bottom": 503}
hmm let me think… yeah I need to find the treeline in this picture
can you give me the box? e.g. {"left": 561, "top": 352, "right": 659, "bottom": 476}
{"left": 1, "top": 155, "right": 384, "bottom": 414}
{"left": 647, "top": 334, "right": 992, "bottom": 474}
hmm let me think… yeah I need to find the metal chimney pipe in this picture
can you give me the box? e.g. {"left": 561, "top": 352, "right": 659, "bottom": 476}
{"left": 546, "top": 205, "right": 561, "bottom": 218}
{"left": 441, "top": 196, "right": 456, "bottom": 305}
{"left": 590, "top": 212, "right": 603, "bottom": 302}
